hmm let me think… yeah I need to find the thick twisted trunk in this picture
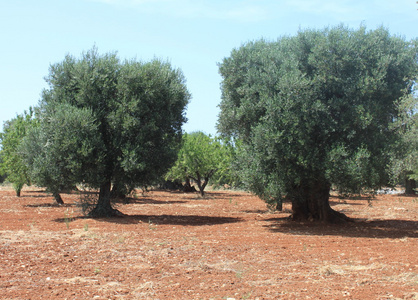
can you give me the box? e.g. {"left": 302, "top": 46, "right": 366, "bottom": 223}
{"left": 290, "top": 180, "right": 350, "bottom": 223}
{"left": 89, "top": 180, "right": 121, "bottom": 217}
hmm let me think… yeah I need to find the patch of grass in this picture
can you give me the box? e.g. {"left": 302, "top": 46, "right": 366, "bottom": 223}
{"left": 115, "top": 235, "right": 125, "bottom": 244}
{"left": 86, "top": 232, "right": 100, "bottom": 240}
{"left": 148, "top": 218, "right": 157, "bottom": 230}
{"left": 94, "top": 266, "right": 101, "bottom": 274}
{"left": 28, "top": 221, "right": 37, "bottom": 230}
{"left": 235, "top": 269, "right": 244, "bottom": 279}
{"left": 64, "top": 208, "right": 74, "bottom": 229}
{"left": 319, "top": 263, "right": 383, "bottom": 276}
{"left": 157, "top": 240, "right": 169, "bottom": 246}
{"left": 386, "top": 272, "right": 418, "bottom": 286}
{"left": 83, "top": 223, "right": 89, "bottom": 231}
{"left": 234, "top": 263, "right": 248, "bottom": 280}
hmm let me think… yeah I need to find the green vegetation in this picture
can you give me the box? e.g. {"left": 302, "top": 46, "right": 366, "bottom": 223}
{"left": 166, "top": 132, "right": 235, "bottom": 196}
{"left": 217, "top": 25, "right": 418, "bottom": 222}
{"left": 0, "top": 108, "right": 37, "bottom": 196}
{"left": 390, "top": 84, "right": 418, "bottom": 194}
{"left": 0, "top": 25, "right": 417, "bottom": 220}
{"left": 20, "top": 104, "right": 99, "bottom": 204}
{"left": 18, "top": 47, "right": 190, "bottom": 216}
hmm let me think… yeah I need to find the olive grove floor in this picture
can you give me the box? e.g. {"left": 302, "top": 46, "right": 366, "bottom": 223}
{"left": 0, "top": 185, "right": 417, "bottom": 299}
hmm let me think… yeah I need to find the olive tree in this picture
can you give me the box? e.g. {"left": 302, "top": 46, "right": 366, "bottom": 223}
{"left": 0, "top": 109, "right": 36, "bottom": 196}
{"left": 390, "top": 85, "right": 418, "bottom": 194}
{"left": 20, "top": 104, "right": 101, "bottom": 204}
{"left": 218, "top": 25, "right": 418, "bottom": 222}
{"left": 24, "top": 47, "right": 190, "bottom": 216}
{"left": 166, "top": 132, "right": 232, "bottom": 196}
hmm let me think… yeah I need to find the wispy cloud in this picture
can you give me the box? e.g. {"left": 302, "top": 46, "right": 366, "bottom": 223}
{"left": 89, "top": 0, "right": 270, "bottom": 22}
{"left": 284, "top": 0, "right": 359, "bottom": 16}
{"left": 283, "top": 0, "right": 417, "bottom": 21}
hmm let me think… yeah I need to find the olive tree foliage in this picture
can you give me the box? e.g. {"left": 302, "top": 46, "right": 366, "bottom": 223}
{"left": 218, "top": 25, "right": 418, "bottom": 222}
{"left": 22, "top": 47, "right": 190, "bottom": 216}
{"left": 0, "top": 109, "right": 37, "bottom": 196}
{"left": 390, "top": 84, "right": 418, "bottom": 194}
{"left": 165, "top": 132, "right": 233, "bottom": 196}
{"left": 20, "top": 104, "right": 101, "bottom": 204}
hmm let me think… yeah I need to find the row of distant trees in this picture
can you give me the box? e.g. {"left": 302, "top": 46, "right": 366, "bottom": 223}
{"left": 0, "top": 25, "right": 417, "bottom": 222}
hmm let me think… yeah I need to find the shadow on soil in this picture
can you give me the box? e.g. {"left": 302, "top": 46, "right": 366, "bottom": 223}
{"left": 26, "top": 203, "right": 77, "bottom": 208}
{"left": 263, "top": 217, "right": 418, "bottom": 239}
{"left": 113, "top": 197, "right": 187, "bottom": 205}
{"left": 54, "top": 214, "right": 242, "bottom": 226}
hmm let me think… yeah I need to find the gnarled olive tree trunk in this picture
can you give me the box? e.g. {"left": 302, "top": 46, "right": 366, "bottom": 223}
{"left": 89, "top": 180, "right": 120, "bottom": 217}
{"left": 289, "top": 179, "right": 350, "bottom": 223}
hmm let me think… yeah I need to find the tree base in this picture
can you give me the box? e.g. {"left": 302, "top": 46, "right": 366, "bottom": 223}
{"left": 88, "top": 206, "right": 124, "bottom": 218}
{"left": 291, "top": 207, "right": 352, "bottom": 224}
{"left": 54, "top": 193, "right": 64, "bottom": 205}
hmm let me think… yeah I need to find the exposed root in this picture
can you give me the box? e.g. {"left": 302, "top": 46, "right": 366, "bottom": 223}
{"left": 327, "top": 209, "right": 353, "bottom": 224}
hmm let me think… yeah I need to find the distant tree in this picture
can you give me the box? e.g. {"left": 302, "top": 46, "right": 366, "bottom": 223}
{"left": 166, "top": 132, "right": 232, "bottom": 196}
{"left": 0, "top": 109, "right": 36, "bottom": 196}
{"left": 218, "top": 25, "right": 418, "bottom": 222}
{"left": 22, "top": 47, "right": 190, "bottom": 216}
{"left": 209, "top": 137, "right": 240, "bottom": 189}
{"left": 390, "top": 84, "right": 418, "bottom": 194}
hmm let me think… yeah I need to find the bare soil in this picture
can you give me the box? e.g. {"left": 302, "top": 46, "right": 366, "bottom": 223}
{"left": 0, "top": 185, "right": 417, "bottom": 300}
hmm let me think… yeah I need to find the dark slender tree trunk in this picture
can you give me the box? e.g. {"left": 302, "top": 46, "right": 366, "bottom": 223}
{"left": 13, "top": 183, "right": 24, "bottom": 197}
{"left": 405, "top": 177, "right": 416, "bottom": 195}
{"left": 110, "top": 182, "right": 129, "bottom": 200}
{"left": 89, "top": 180, "right": 121, "bottom": 217}
{"left": 183, "top": 177, "right": 196, "bottom": 192}
{"left": 290, "top": 179, "right": 350, "bottom": 223}
{"left": 194, "top": 173, "right": 205, "bottom": 196}
{"left": 196, "top": 179, "right": 207, "bottom": 197}
{"left": 192, "top": 172, "right": 210, "bottom": 197}
{"left": 194, "top": 170, "right": 215, "bottom": 197}
{"left": 53, "top": 192, "right": 64, "bottom": 205}
{"left": 276, "top": 201, "right": 283, "bottom": 211}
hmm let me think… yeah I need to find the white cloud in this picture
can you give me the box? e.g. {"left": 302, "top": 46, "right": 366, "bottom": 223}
{"left": 89, "top": 0, "right": 270, "bottom": 22}
{"left": 284, "top": 0, "right": 358, "bottom": 16}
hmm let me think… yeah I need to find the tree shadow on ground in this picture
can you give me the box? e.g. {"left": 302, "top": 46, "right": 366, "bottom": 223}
{"left": 205, "top": 192, "right": 252, "bottom": 199}
{"left": 242, "top": 209, "right": 272, "bottom": 214}
{"left": 397, "top": 193, "right": 418, "bottom": 198}
{"left": 20, "top": 194, "right": 53, "bottom": 198}
{"left": 329, "top": 200, "right": 365, "bottom": 206}
{"left": 262, "top": 217, "right": 418, "bottom": 239}
{"left": 54, "top": 214, "right": 242, "bottom": 226}
{"left": 113, "top": 197, "right": 187, "bottom": 205}
{"left": 25, "top": 203, "right": 77, "bottom": 208}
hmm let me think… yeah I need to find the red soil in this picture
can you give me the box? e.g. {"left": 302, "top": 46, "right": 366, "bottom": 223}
{"left": 0, "top": 185, "right": 416, "bottom": 299}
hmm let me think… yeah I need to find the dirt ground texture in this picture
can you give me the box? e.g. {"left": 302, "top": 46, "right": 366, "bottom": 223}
{"left": 0, "top": 185, "right": 416, "bottom": 300}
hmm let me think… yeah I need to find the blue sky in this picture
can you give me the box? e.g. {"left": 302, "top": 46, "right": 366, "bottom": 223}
{"left": 0, "top": 0, "right": 416, "bottom": 136}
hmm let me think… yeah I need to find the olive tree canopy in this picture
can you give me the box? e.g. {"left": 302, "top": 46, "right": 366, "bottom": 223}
{"left": 218, "top": 25, "right": 418, "bottom": 222}
{"left": 23, "top": 47, "right": 190, "bottom": 216}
